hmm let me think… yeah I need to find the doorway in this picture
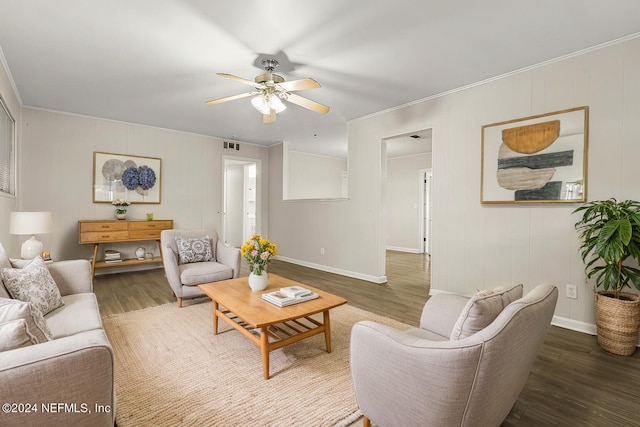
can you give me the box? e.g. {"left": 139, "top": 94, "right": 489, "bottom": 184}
{"left": 383, "top": 128, "right": 433, "bottom": 290}
{"left": 384, "top": 129, "right": 433, "bottom": 253}
{"left": 223, "top": 158, "right": 259, "bottom": 247}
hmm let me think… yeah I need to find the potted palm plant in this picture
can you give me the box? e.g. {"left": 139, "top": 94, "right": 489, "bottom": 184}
{"left": 574, "top": 199, "right": 640, "bottom": 355}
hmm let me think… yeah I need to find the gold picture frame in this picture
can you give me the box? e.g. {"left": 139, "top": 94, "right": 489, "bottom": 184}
{"left": 481, "top": 106, "right": 588, "bottom": 204}
{"left": 93, "top": 152, "right": 161, "bottom": 204}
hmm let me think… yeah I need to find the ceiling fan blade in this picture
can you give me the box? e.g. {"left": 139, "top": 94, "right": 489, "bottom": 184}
{"left": 278, "top": 78, "right": 321, "bottom": 92}
{"left": 217, "top": 73, "right": 260, "bottom": 87}
{"left": 206, "top": 92, "right": 255, "bottom": 105}
{"left": 263, "top": 109, "right": 276, "bottom": 123}
{"left": 285, "top": 93, "right": 330, "bottom": 114}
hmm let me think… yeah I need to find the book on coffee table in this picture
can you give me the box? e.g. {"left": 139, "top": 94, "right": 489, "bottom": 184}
{"left": 262, "top": 289, "right": 319, "bottom": 307}
{"left": 279, "top": 286, "right": 313, "bottom": 298}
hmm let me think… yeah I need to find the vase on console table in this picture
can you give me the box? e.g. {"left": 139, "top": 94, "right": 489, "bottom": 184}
{"left": 248, "top": 271, "right": 268, "bottom": 291}
{"left": 112, "top": 199, "right": 130, "bottom": 220}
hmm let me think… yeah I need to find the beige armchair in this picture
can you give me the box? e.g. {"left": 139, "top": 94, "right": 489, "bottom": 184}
{"left": 161, "top": 229, "right": 240, "bottom": 307}
{"left": 350, "top": 283, "right": 558, "bottom": 427}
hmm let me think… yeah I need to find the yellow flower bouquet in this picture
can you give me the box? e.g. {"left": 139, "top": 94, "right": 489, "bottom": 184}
{"left": 241, "top": 234, "right": 277, "bottom": 275}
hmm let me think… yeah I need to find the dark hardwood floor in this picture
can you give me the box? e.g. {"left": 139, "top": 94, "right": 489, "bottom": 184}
{"left": 93, "top": 251, "right": 640, "bottom": 426}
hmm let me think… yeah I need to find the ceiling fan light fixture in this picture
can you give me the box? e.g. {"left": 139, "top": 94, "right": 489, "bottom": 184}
{"left": 251, "top": 95, "right": 269, "bottom": 114}
{"left": 269, "top": 94, "right": 286, "bottom": 113}
{"left": 251, "top": 93, "right": 286, "bottom": 115}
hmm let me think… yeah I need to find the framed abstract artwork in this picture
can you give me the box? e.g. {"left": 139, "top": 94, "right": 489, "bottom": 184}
{"left": 93, "top": 152, "right": 162, "bottom": 204}
{"left": 481, "top": 106, "right": 588, "bottom": 204}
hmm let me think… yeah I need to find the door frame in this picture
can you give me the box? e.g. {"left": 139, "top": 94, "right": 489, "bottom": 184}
{"left": 419, "top": 168, "right": 433, "bottom": 254}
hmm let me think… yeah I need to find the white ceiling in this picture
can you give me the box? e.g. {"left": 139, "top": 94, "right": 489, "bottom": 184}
{"left": 1, "top": 1, "right": 640, "bottom": 158}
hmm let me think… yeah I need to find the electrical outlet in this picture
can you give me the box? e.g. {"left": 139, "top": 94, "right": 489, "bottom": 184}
{"left": 566, "top": 284, "right": 578, "bottom": 299}
{"left": 320, "top": 248, "right": 325, "bottom": 255}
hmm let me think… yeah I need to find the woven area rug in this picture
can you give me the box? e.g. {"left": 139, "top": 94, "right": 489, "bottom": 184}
{"left": 102, "top": 301, "right": 408, "bottom": 427}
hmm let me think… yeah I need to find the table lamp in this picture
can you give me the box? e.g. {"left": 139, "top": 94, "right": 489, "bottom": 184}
{"left": 9, "top": 211, "right": 52, "bottom": 259}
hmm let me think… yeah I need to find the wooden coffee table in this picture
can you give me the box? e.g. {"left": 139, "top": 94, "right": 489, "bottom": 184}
{"left": 198, "top": 274, "right": 347, "bottom": 379}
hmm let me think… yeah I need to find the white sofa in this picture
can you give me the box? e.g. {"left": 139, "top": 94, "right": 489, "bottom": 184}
{"left": 0, "top": 243, "right": 115, "bottom": 426}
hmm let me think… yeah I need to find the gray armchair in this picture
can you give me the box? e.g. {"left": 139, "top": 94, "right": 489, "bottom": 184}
{"left": 350, "top": 283, "right": 558, "bottom": 427}
{"left": 161, "top": 229, "right": 240, "bottom": 307}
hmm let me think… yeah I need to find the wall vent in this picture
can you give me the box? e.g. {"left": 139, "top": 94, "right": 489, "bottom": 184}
{"left": 223, "top": 141, "right": 240, "bottom": 150}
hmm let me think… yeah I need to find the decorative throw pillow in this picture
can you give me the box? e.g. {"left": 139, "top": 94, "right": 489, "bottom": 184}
{"left": 0, "top": 319, "right": 38, "bottom": 351}
{"left": 9, "top": 258, "right": 31, "bottom": 268}
{"left": 0, "top": 297, "right": 52, "bottom": 343}
{"left": 176, "top": 235, "right": 213, "bottom": 264}
{"left": 1, "top": 256, "right": 64, "bottom": 316}
{"left": 450, "top": 284, "right": 523, "bottom": 340}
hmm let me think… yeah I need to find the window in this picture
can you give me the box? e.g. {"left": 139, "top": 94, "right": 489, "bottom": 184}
{"left": 0, "top": 95, "right": 15, "bottom": 196}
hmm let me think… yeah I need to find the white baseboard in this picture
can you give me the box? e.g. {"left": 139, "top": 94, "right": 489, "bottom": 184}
{"left": 551, "top": 315, "right": 596, "bottom": 336}
{"left": 274, "top": 256, "right": 388, "bottom": 284}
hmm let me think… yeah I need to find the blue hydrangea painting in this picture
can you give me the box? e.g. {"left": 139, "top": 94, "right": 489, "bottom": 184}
{"left": 93, "top": 152, "right": 161, "bottom": 204}
{"left": 122, "top": 165, "right": 157, "bottom": 191}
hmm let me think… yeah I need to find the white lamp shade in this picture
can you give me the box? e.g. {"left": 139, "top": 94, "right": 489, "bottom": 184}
{"left": 10, "top": 212, "right": 52, "bottom": 235}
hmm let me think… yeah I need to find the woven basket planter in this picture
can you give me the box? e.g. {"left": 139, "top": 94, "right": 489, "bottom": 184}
{"left": 595, "top": 291, "right": 640, "bottom": 356}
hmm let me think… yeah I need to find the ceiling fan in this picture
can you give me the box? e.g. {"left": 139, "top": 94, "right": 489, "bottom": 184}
{"left": 206, "top": 59, "right": 330, "bottom": 123}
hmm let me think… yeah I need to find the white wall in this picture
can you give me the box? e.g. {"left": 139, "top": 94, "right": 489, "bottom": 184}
{"left": 386, "top": 153, "right": 431, "bottom": 252}
{"left": 15, "top": 108, "right": 269, "bottom": 264}
{"left": 269, "top": 36, "right": 640, "bottom": 329}
{"left": 269, "top": 144, "right": 371, "bottom": 279}
{"left": 285, "top": 149, "right": 347, "bottom": 200}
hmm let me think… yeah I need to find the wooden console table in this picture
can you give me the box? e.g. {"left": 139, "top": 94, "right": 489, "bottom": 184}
{"left": 78, "top": 219, "right": 173, "bottom": 278}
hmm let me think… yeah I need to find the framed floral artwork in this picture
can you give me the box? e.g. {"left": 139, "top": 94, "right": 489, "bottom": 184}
{"left": 93, "top": 152, "right": 161, "bottom": 204}
{"left": 481, "top": 106, "right": 588, "bottom": 204}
